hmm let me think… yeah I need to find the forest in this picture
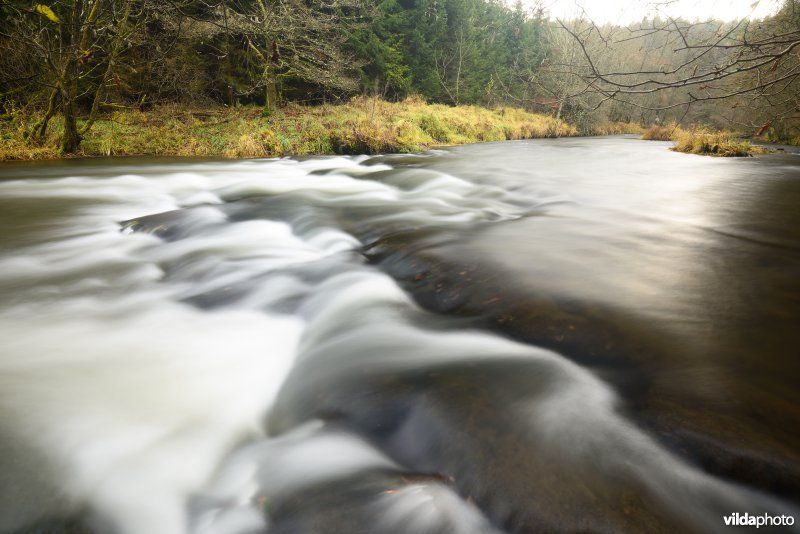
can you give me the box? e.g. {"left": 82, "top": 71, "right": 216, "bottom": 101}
{"left": 1, "top": 0, "right": 798, "bottom": 155}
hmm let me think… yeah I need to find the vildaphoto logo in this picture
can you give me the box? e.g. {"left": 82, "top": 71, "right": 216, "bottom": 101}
{"left": 724, "top": 513, "right": 795, "bottom": 528}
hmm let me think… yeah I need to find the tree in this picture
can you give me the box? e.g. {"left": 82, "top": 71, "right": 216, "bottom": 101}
{"left": 397, "top": 0, "right": 451, "bottom": 100}
{"left": 534, "top": 18, "right": 589, "bottom": 120}
{"left": 0, "top": 0, "right": 166, "bottom": 153}
{"left": 551, "top": 0, "right": 800, "bottom": 134}
{"left": 486, "top": 1, "right": 546, "bottom": 108}
{"left": 351, "top": 0, "right": 412, "bottom": 99}
{"left": 223, "top": 0, "right": 371, "bottom": 112}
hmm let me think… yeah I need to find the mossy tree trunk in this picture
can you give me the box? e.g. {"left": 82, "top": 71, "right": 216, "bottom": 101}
{"left": 12, "top": 0, "right": 138, "bottom": 153}
{"left": 27, "top": 85, "right": 60, "bottom": 142}
{"left": 57, "top": 0, "right": 84, "bottom": 154}
{"left": 79, "top": 0, "right": 134, "bottom": 137}
{"left": 264, "top": 73, "right": 279, "bottom": 114}
{"left": 59, "top": 78, "right": 80, "bottom": 154}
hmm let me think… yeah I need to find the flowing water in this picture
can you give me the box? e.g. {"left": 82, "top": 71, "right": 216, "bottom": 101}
{"left": 0, "top": 137, "right": 799, "bottom": 533}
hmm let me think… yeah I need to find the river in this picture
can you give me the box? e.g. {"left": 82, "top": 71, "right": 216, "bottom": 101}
{"left": 1, "top": 136, "right": 798, "bottom": 533}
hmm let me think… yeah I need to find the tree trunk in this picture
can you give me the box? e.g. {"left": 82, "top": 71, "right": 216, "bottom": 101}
{"left": 28, "top": 85, "right": 60, "bottom": 142}
{"left": 264, "top": 74, "right": 279, "bottom": 114}
{"left": 58, "top": 0, "right": 84, "bottom": 154}
{"left": 59, "top": 81, "right": 81, "bottom": 153}
{"left": 80, "top": 0, "right": 133, "bottom": 137}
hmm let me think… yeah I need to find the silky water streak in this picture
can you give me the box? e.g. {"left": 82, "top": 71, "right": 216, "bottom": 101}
{"left": 0, "top": 144, "right": 798, "bottom": 534}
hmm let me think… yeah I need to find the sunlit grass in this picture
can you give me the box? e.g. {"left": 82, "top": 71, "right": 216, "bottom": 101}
{"left": 641, "top": 123, "right": 685, "bottom": 141}
{"left": 639, "top": 122, "right": 770, "bottom": 157}
{"left": 0, "top": 97, "right": 578, "bottom": 161}
{"left": 587, "top": 121, "right": 645, "bottom": 136}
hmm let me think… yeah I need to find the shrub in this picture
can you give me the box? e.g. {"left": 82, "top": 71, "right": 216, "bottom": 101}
{"left": 590, "top": 121, "right": 645, "bottom": 136}
{"left": 641, "top": 123, "right": 683, "bottom": 141}
{"left": 329, "top": 118, "right": 399, "bottom": 155}
{"left": 418, "top": 113, "right": 453, "bottom": 142}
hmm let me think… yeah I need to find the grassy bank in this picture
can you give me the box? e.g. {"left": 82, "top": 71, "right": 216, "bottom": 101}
{"left": 671, "top": 130, "right": 771, "bottom": 157}
{"left": 1, "top": 97, "right": 583, "bottom": 162}
{"left": 641, "top": 123, "right": 770, "bottom": 157}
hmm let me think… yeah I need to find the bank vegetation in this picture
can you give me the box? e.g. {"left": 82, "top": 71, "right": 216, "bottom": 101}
{"left": 640, "top": 123, "right": 772, "bottom": 157}
{"left": 0, "top": 97, "right": 586, "bottom": 161}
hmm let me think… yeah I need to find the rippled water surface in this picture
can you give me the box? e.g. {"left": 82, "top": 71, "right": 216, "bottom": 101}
{"left": 1, "top": 137, "right": 799, "bottom": 533}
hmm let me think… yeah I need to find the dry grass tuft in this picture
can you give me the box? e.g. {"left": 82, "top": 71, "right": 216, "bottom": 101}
{"left": 641, "top": 123, "right": 684, "bottom": 141}
{"left": 671, "top": 129, "right": 769, "bottom": 157}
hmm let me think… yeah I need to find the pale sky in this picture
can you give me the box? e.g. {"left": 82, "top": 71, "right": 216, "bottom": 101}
{"left": 518, "top": 0, "right": 782, "bottom": 24}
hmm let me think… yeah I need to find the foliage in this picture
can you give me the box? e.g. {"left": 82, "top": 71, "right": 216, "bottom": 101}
{"left": 350, "top": 1, "right": 413, "bottom": 98}
{"left": 2, "top": 0, "right": 797, "bottom": 154}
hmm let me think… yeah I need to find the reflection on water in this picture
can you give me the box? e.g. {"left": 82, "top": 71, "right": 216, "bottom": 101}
{"left": 0, "top": 138, "right": 798, "bottom": 533}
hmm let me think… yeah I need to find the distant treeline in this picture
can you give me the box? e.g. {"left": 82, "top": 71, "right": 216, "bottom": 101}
{"left": 0, "top": 1, "right": 545, "bottom": 110}
{"left": 1, "top": 0, "right": 797, "bottom": 153}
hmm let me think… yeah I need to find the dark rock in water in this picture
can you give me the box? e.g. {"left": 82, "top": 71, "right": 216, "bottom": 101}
{"left": 119, "top": 206, "right": 226, "bottom": 241}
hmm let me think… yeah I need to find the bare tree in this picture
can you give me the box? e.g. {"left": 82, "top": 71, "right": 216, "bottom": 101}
{"left": 434, "top": 27, "right": 467, "bottom": 105}
{"left": 535, "top": 19, "right": 590, "bottom": 121}
{"left": 224, "top": 0, "right": 371, "bottom": 112}
{"left": 0, "top": 0, "right": 163, "bottom": 152}
{"left": 550, "top": 0, "right": 799, "bottom": 133}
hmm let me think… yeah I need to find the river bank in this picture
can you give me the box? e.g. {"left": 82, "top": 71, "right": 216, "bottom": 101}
{"left": 0, "top": 97, "right": 643, "bottom": 162}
